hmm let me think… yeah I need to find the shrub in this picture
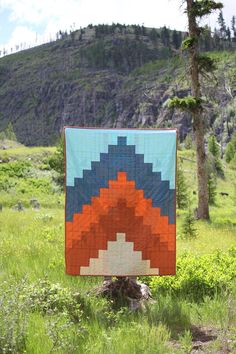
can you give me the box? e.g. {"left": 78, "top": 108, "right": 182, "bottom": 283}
{"left": 27, "top": 279, "right": 83, "bottom": 322}
{"left": 26, "top": 280, "right": 86, "bottom": 353}
{"left": 146, "top": 248, "right": 236, "bottom": 301}
{"left": 0, "top": 161, "right": 31, "bottom": 178}
{"left": 46, "top": 312, "right": 84, "bottom": 353}
{"left": 0, "top": 176, "right": 16, "bottom": 191}
{"left": 0, "top": 279, "right": 85, "bottom": 353}
{"left": 0, "top": 279, "right": 29, "bottom": 353}
{"left": 16, "top": 177, "right": 53, "bottom": 194}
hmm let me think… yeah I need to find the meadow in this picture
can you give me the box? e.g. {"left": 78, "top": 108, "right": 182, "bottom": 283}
{"left": 0, "top": 140, "right": 235, "bottom": 353}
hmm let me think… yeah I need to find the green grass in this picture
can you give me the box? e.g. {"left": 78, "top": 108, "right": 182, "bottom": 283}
{"left": 0, "top": 206, "right": 235, "bottom": 353}
{"left": 177, "top": 221, "right": 236, "bottom": 255}
{"left": 0, "top": 143, "right": 236, "bottom": 353}
{"left": 177, "top": 147, "right": 236, "bottom": 256}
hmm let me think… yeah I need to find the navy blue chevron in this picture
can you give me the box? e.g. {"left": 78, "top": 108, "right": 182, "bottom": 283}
{"left": 66, "top": 136, "right": 175, "bottom": 224}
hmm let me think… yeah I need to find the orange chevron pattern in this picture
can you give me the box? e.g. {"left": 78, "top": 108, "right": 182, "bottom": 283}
{"left": 66, "top": 172, "right": 175, "bottom": 276}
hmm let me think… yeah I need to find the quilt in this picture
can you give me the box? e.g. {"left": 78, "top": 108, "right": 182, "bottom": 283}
{"left": 65, "top": 128, "right": 177, "bottom": 276}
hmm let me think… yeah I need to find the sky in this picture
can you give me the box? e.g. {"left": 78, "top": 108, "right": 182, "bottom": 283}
{"left": 0, "top": 0, "right": 235, "bottom": 55}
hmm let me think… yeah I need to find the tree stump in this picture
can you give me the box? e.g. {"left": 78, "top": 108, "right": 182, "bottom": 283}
{"left": 93, "top": 277, "right": 153, "bottom": 311}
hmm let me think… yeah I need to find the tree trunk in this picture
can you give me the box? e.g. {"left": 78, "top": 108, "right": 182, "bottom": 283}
{"left": 186, "top": 0, "right": 209, "bottom": 219}
{"left": 194, "top": 114, "right": 209, "bottom": 219}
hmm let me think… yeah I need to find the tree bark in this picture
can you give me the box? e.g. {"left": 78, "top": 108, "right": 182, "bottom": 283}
{"left": 186, "top": 0, "right": 209, "bottom": 219}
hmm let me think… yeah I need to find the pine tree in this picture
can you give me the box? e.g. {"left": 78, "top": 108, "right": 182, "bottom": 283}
{"left": 225, "top": 142, "right": 235, "bottom": 163}
{"left": 225, "top": 132, "right": 236, "bottom": 163}
{"left": 177, "top": 159, "right": 188, "bottom": 209}
{"left": 230, "top": 153, "right": 236, "bottom": 170}
{"left": 141, "top": 25, "right": 146, "bottom": 36}
{"left": 213, "top": 28, "right": 221, "bottom": 49}
{"left": 149, "top": 28, "right": 159, "bottom": 43}
{"left": 231, "top": 15, "right": 236, "bottom": 41}
{"left": 172, "top": 30, "right": 182, "bottom": 49}
{"left": 231, "top": 132, "right": 236, "bottom": 151}
{"left": 208, "top": 135, "right": 220, "bottom": 158}
{"left": 200, "top": 25, "right": 212, "bottom": 51}
{"left": 0, "top": 130, "right": 6, "bottom": 140}
{"left": 160, "top": 26, "right": 170, "bottom": 47}
{"left": 218, "top": 10, "right": 226, "bottom": 39}
{"left": 208, "top": 173, "right": 217, "bottom": 205}
{"left": 181, "top": 203, "right": 198, "bottom": 239}
{"left": 5, "top": 122, "right": 16, "bottom": 141}
{"left": 208, "top": 135, "right": 223, "bottom": 176}
{"left": 226, "top": 27, "right": 231, "bottom": 42}
{"left": 168, "top": 0, "right": 223, "bottom": 220}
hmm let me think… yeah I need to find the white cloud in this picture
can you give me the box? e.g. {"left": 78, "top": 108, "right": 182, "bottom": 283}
{"left": 1, "top": 0, "right": 84, "bottom": 27}
{"left": 0, "top": 26, "right": 36, "bottom": 52}
{"left": 0, "top": 0, "right": 235, "bottom": 54}
{"left": 1, "top": 0, "right": 235, "bottom": 31}
{"left": 1, "top": 0, "right": 186, "bottom": 30}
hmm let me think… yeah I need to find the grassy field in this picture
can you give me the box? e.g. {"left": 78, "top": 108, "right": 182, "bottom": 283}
{"left": 0, "top": 142, "right": 235, "bottom": 353}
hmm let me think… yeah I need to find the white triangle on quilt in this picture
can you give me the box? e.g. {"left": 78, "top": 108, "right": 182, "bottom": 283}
{"left": 80, "top": 233, "right": 159, "bottom": 275}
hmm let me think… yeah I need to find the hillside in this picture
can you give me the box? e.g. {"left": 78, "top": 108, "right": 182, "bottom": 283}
{"left": 0, "top": 24, "right": 235, "bottom": 145}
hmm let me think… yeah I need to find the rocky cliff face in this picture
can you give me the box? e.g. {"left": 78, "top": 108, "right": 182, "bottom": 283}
{"left": 0, "top": 25, "right": 235, "bottom": 145}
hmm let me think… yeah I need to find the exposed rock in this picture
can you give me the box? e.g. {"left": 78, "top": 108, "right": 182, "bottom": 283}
{"left": 30, "top": 198, "right": 40, "bottom": 209}
{"left": 12, "top": 201, "right": 24, "bottom": 211}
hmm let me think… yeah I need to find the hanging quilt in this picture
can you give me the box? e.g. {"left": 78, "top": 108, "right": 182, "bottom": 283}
{"left": 65, "top": 128, "right": 177, "bottom": 276}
